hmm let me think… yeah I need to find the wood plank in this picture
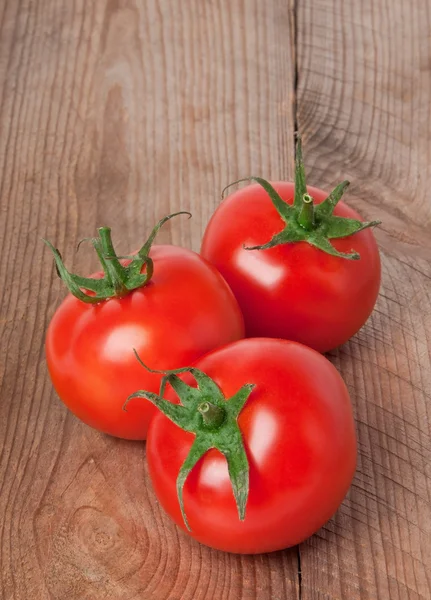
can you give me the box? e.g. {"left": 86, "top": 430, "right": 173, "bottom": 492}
{"left": 0, "top": 1, "right": 298, "bottom": 599}
{"left": 296, "top": 0, "right": 431, "bottom": 598}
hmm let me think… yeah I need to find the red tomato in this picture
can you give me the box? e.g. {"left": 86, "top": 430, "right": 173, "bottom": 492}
{"left": 201, "top": 181, "right": 381, "bottom": 353}
{"left": 46, "top": 245, "right": 244, "bottom": 440}
{"left": 146, "top": 338, "right": 357, "bottom": 553}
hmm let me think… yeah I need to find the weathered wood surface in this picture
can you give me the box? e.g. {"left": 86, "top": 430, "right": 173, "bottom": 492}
{"left": 0, "top": 1, "right": 429, "bottom": 599}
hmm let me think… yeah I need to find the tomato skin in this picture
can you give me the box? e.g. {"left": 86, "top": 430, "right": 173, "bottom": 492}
{"left": 46, "top": 245, "right": 244, "bottom": 440}
{"left": 146, "top": 338, "right": 357, "bottom": 554}
{"left": 201, "top": 182, "right": 381, "bottom": 353}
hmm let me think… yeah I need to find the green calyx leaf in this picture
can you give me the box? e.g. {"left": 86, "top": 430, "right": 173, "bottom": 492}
{"left": 224, "top": 136, "right": 380, "bottom": 260}
{"left": 126, "top": 351, "right": 255, "bottom": 531}
{"left": 43, "top": 212, "right": 191, "bottom": 303}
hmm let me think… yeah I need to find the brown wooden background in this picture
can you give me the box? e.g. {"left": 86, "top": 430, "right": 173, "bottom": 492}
{"left": 1, "top": 1, "right": 430, "bottom": 599}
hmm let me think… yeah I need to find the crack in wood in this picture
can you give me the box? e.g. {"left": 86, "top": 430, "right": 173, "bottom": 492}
{"left": 297, "top": 545, "right": 302, "bottom": 600}
{"left": 292, "top": 0, "right": 299, "bottom": 137}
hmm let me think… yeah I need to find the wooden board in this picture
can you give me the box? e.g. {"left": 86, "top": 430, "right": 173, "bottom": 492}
{"left": 296, "top": 0, "right": 431, "bottom": 598}
{"left": 0, "top": 0, "right": 430, "bottom": 598}
{"left": 0, "top": 1, "right": 298, "bottom": 599}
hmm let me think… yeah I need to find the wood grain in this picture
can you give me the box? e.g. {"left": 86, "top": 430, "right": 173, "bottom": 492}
{"left": 296, "top": 0, "right": 431, "bottom": 598}
{"left": 0, "top": 0, "right": 430, "bottom": 599}
{"left": 0, "top": 1, "right": 299, "bottom": 599}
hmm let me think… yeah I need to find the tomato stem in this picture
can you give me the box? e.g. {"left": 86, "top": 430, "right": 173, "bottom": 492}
{"left": 98, "top": 227, "right": 129, "bottom": 297}
{"left": 235, "top": 136, "right": 381, "bottom": 260}
{"left": 198, "top": 401, "right": 226, "bottom": 429}
{"left": 297, "top": 193, "right": 315, "bottom": 231}
{"left": 127, "top": 354, "right": 255, "bottom": 530}
{"left": 44, "top": 212, "right": 191, "bottom": 304}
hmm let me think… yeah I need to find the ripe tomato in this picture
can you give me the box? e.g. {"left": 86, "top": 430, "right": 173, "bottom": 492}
{"left": 45, "top": 219, "right": 244, "bottom": 440}
{"left": 145, "top": 338, "right": 357, "bottom": 553}
{"left": 201, "top": 143, "right": 381, "bottom": 353}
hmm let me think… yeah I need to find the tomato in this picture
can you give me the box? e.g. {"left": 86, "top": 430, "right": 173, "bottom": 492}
{"left": 201, "top": 143, "right": 381, "bottom": 353}
{"left": 45, "top": 218, "right": 244, "bottom": 440}
{"left": 145, "top": 338, "right": 357, "bottom": 554}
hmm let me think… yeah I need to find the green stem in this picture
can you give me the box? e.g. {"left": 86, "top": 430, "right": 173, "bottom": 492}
{"left": 45, "top": 213, "right": 192, "bottom": 303}
{"left": 231, "top": 135, "right": 381, "bottom": 260}
{"left": 98, "top": 227, "right": 128, "bottom": 297}
{"left": 198, "top": 402, "right": 226, "bottom": 429}
{"left": 129, "top": 357, "right": 254, "bottom": 530}
{"left": 297, "top": 193, "right": 315, "bottom": 231}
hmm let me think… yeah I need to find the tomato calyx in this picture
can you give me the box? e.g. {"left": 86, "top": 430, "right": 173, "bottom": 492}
{"left": 43, "top": 212, "right": 191, "bottom": 304}
{"left": 223, "top": 136, "right": 381, "bottom": 260}
{"left": 125, "top": 352, "right": 255, "bottom": 530}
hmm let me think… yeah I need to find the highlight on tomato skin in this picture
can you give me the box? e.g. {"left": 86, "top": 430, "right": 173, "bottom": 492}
{"left": 44, "top": 215, "right": 245, "bottom": 441}
{"left": 201, "top": 138, "right": 381, "bottom": 353}
{"left": 143, "top": 338, "right": 357, "bottom": 554}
